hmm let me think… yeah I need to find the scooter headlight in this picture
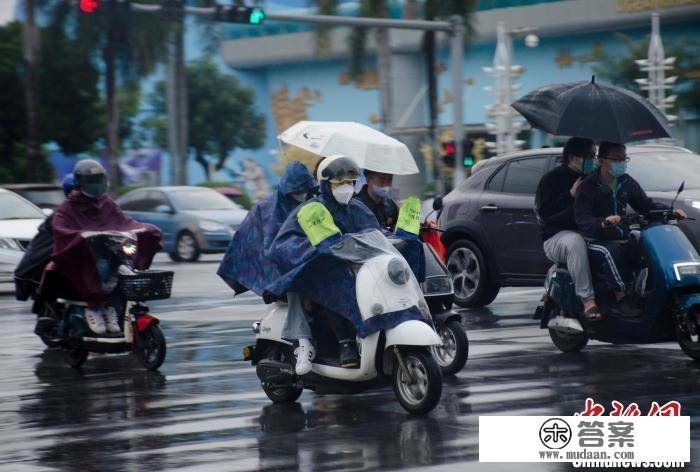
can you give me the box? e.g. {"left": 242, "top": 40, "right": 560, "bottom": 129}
{"left": 421, "top": 276, "right": 453, "bottom": 295}
{"left": 674, "top": 262, "right": 700, "bottom": 281}
{"left": 388, "top": 258, "right": 409, "bottom": 285}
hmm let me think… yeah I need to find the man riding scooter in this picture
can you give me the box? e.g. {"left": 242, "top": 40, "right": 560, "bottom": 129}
{"left": 49, "top": 160, "right": 162, "bottom": 334}
{"left": 575, "top": 141, "right": 687, "bottom": 314}
{"left": 356, "top": 170, "right": 399, "bottom": 230}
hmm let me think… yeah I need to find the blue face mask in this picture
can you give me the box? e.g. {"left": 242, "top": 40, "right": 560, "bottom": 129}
{"left": 371, "top": 186, "right": 392, "bottom": 200}
{"left": 582, "top": 158, "right": 597, "bottom": 175}
{"left": 609, "top": 161, "right": 627, "bottom": 178}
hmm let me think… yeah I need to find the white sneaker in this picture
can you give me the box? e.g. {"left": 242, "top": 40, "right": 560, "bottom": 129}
{"left": 294, "top": 339, "right": 315, "bottom": 375}
{"left": 104, "top": 306, "right": 121, "bottom": 333}
{"left": 85, "top": 308, "right": 106, "bottom": 334}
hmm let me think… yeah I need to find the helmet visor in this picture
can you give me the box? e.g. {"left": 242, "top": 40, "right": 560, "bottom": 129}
{"left": 81, "top": 174, "right": 107, "bottom": 198}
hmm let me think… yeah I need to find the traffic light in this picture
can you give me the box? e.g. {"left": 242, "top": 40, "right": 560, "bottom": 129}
{"left": 79, "top": 0, "right": 100, "bottom": 14}
{"left": 463, "top": 140, "right": 474, "bottom": 167}
{"left": 442, "top": 140, "right": 475, "bottom": 167}
{"left": 215, "top": 5, "right": 266, "bottom": 24}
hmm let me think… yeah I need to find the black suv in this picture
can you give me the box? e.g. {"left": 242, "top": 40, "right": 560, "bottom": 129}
{"left": 438, "top": 144, "right": 700, "bottom": 308}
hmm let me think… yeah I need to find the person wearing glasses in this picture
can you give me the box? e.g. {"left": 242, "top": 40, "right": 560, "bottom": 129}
{"left": 574, "top": 141, "right": 687, "bottom": 315}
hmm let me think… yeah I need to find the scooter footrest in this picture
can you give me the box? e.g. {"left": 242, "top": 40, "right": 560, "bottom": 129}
{"left": 256, "top": 359, "right": 295, "bottom": 383}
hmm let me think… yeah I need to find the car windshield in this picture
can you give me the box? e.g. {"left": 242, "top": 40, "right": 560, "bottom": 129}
{"left": 628, "top": 152, "right": 700, "bottom": 192}
{"left": 0, "top": 193, "right": 45, "bottom": 220}
{"left": 168, "top": 188, "right": 238, "bottom": 211}
{"left": 19, "top": 189, "right": 64, "bottom": 208}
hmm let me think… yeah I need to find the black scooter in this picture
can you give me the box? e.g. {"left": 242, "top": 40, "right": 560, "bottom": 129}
{"left": 421, "top": 197, "right": 469, "bottom": 375}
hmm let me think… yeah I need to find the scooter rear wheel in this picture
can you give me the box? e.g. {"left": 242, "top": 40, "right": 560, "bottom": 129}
{"left": 64, "top": 346, "right": 88, "bottom": 368}
{"left": 262, "top": 345, "right": 303, "bottom": 403}
{"left": 549, "top": 329, "right": 588, "bottom": 353}
{"left": 431, "top": 319, "right": 469, "bottom": 375}
{"left": 393, "top": 348, "right": 442, "bottom": 415}
{"left": 135, "top": 324, "right": 167, "bottom": 371}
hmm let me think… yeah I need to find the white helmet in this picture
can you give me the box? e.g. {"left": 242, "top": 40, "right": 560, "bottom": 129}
{"left": 316, "top": 155, "right": 357, "bottom": 182}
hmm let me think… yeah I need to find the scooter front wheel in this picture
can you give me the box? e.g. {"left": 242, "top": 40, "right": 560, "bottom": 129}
{"left": 675, "top": 312, "right": 700, "bottom": 361}
{"left": 431, "top": 319, "right": 469, "bottom": 375}
{"left": 135, "top": 324, "right": 167, "bottom": 371}
{"left": 393, "top": 348, "right": 442, "bottom": 415}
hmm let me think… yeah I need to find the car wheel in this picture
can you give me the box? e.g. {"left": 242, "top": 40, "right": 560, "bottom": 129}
{"left": 446, "top": 239, "right": 500, "bottom": 308}
{"left": 172, "top": 231, "right": 200, "bottom": 262}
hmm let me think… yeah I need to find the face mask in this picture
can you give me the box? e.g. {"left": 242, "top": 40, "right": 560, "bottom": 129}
{"left": 609, "top": 161, "right": 627, "bottom": 178}
{"left": 582, "top": 158, "right": 597, "bottom": 175}
{"left": 289, "top": 191, "right": 307, "bottom": 203}
{"left": 331, "top": 184, "right": 354, "bottom": 205}
{"left": 371, "top": 186, "right": 392, "bottom": 200}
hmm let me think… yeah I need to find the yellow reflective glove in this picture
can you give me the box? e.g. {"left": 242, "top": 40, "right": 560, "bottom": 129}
{"left": 297, "top": 202, "right": 341, "bottom": 247}
{"left": 395, "top": 196, "right": 421, "bottom": 235}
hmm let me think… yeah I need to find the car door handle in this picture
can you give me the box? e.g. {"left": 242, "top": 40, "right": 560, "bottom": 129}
{"left": 480, "top": 204, "right": 499, "bottom": 213}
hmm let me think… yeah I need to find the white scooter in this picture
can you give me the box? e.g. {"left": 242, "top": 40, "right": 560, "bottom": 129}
{"left": 243, "top": 230, "right": 444, "bottom": 414}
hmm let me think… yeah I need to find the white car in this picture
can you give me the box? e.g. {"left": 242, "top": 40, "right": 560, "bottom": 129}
{"left": 0, "top": 188, "right": 46, "bottom": 282}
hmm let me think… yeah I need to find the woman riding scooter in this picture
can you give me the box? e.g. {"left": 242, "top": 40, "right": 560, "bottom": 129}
{"left": 49, "top": 160, "right": 162, "bottom": 334}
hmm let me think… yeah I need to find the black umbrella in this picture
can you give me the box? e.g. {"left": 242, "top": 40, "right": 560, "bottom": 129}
{"left": 511, "top": 77, "right": 671, "bottom": 143}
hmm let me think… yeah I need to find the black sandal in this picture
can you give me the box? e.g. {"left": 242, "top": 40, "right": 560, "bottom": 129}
{"left": 584, "top": 306, "right": 603, "bottom": 321}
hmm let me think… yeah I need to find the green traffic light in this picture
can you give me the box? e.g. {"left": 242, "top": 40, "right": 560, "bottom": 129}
{"left": 249, "top": 8, "right": 265, "bottom": 24}
{"left": 463, "top": 156, "right": 474, "bottom": 167}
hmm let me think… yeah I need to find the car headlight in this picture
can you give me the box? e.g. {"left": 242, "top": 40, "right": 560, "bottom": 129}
{"left": 388, "top": 258, "right": 409, "bottom": 285}
{"left": 0, "top": 237, "right": 22, "bottom": 251}
{"left": 199, "top": 220, "right": 228, "bottom": 232}
{"left": 421, "top": 276, "right": 453, "bottom": 295}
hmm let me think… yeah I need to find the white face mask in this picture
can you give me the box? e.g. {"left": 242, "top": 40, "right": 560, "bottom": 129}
{"left": 331, "top": 184, "right": 354, "bottom": 205}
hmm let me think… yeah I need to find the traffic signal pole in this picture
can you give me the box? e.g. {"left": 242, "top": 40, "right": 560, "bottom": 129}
{"left": 129, "top": 3, "right": 467, "bottom": 189}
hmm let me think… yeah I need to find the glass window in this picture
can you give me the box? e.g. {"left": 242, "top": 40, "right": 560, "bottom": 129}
{"left": 142, "top": 191, "right": 172, "bottom": 212}
{"left": 119, "top": 191, "right": 148, "bottom": 211}
{"left": 627, "top": 152, "right": 700, "bottom": 192}
{"left": 17, "top": 189, "right": 64, "bottom": 208}
{"left": 501, "top": 157, "right": 550, "bottom": 194}
{"left": 0, "top": 192, "right": 45, "bottom": 220}
{"left": 485, "top": 164, "right": 507, "bottom": 192}
{"left": 168, "top": 188, "right": 237, "bottom": 211}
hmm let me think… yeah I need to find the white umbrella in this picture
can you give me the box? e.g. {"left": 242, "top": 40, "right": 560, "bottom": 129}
{"left": 277, "top": 121, "right": 419, "bottom": 175}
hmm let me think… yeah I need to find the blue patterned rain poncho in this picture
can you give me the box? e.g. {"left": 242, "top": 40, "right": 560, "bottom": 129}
{"left": 217, "top": 162, "right": 318, "bottom": 296}
{"left": 265, "top": 181, "right": 426, "bottom": 337}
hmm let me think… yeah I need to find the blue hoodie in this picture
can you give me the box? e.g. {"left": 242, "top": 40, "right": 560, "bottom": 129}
{"left": 217, "top": 162, "right": 318, "bottom": 296}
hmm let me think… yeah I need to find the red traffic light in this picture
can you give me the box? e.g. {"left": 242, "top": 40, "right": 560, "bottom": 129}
{"left": 443, "top": 142, "right": 455, "bottom": 155}
{"left": 80, "top": 0, "right": 100, "bottom": 14}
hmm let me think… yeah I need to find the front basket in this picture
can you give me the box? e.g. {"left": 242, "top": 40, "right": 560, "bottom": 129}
{"left": 119, "top": 270, "right": 174, "bottom": 301}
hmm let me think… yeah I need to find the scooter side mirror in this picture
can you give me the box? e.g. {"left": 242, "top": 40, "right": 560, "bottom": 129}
{"left": 670, "top": 181, "right": 685, "bottom": 210}
{"left": 432, "top": 197, "right": 443, "bottom": 212}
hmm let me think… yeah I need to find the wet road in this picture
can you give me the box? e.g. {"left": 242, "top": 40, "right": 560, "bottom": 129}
{"left": 1, "top": 255, "right": 699, "bottom": 471}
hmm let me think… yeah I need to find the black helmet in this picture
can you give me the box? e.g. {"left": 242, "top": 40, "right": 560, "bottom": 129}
{"left": 320, "top": 155, "right": 359, "bottom": 183}
{"left": 74, "top": 159, "right": 108, "bottom": 198}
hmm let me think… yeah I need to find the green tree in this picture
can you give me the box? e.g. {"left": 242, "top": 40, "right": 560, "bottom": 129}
{"left": 147, "top": 58, "right": 266, "bottom": 179}
{"left": 581, "top": 34, "right": 700, "bottom": 115}
{"left": 43, "top": 0, "right": 169, "bottom": 186}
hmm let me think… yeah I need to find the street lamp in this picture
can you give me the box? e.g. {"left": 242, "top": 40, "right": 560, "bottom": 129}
{"left": 483, "top": 22, "right": 538, "bottom": 156}
{"left": 635, "top": 12, "right": 677, "bottom": 123}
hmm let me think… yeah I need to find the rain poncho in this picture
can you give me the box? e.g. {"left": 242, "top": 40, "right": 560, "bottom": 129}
{"left": 217, "top": 162, "right": 318, "bottom": 296}
{"left": 266, "top": 182, "right": 425, "bottom": 337}
{"left": 51, "top": 192, "right": 162, "bottom": 302}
